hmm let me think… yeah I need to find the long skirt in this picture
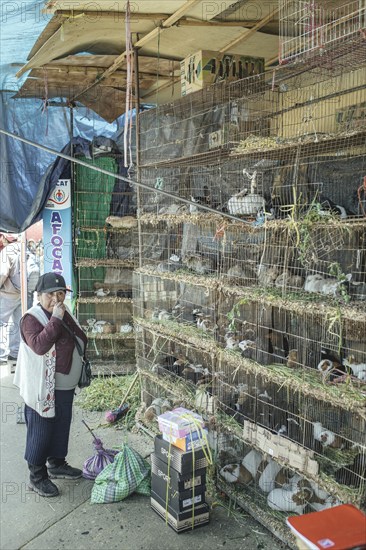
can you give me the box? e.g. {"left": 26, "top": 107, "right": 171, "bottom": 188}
{"left": 24, "top": 389, "right": 74, "bottom": 465}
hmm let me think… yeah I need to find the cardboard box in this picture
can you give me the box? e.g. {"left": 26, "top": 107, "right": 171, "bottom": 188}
{"left": 151, "top": 472, "right": 206, "bottom": 513}
{"left": 162, "top": 428, "right": 209, "bottom": 452}
{"left": 158, "top": 407, "right": 205, "bottom": 439}
{"left": 242, "top": 419, "right": 319, "bottom": 477}
{"left": 154, "top": 434, "right": 209, "bottom": 474}
{"left": 151, "top": 453, "right": 206, "bottom": 492}
{"left": 181, "top": 50, "right": 265, "bottom": 96}
{"left": 151, "top": 490, "right": 210, "bottom": 533}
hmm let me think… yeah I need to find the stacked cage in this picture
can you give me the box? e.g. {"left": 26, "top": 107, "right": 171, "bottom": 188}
{"left": 134, "top": 24, "right": 366, "bottom": 545}
{"left": 73, "top": 155, "right": 137, "bottom": 373}
{"left": 279, "top": 0, "right": 366, "bottom": 68}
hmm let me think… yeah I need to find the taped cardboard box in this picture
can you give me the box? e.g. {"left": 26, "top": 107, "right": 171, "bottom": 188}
{"left": 154, "top": 434, "right": 208, "bottom": 474}
{"left": 243, "top": 420, "right": 319, "bottom": 477}
{"left": 151, "top": 453, "right": 207, "bottom": 492}
{"left": 151, "top": 490, "right": 210, "bottom": 533}
{"left": 151, "top": 469, "right": 206, "bottom": 513}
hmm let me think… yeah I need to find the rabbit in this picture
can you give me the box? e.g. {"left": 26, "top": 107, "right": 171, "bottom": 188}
{"left": 226, "top": 264, "right": 246, "bottom": 278}
{"left": 158, "top": 204, "right": 187, "bottom": 215}
{"left": 257, "top": 264, "right": 280, "bottom": 287}
{"left": 157, "top": 261, "right": 183, "bottom": 272}
{"left": 275, "top": 270, "right": 291, "bottom": 288}
{"left": 308, "top": 482, "right": 341, "bottom": 511}
{"left": 267, "top": 486, "right": 308, "bottom": 514}
{"left": 304, "top": 273, "right": 352, "bottom": 296}
{"left": 182, "top": 254, "right": 214, "bottom": 275}
{"left": 105, "top": 215, "right": 137, "bottom": 229}
{"left": 95, "top": 288, "right": 110, "bottom": 297}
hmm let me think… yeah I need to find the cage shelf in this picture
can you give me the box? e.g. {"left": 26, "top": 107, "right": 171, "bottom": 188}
{"left": 140, "top": 128, "right": 366, "bottom": 169}
{"left": 76, "top": 225, "right": 135, "bottom": 233}
{"left": 86, "top": 332, "right": 135, "bottom": 340}
{"left": 134, "top": 317, "right": 365, "bottom": 412}
{"left": 134, "top": 266, "right": 366, "bottom": 320}
{"left": 75, "top": 258, "right": 138, "bottom": 268}
{"left": 77, "top": 296, "right": 133, "bottom": 304}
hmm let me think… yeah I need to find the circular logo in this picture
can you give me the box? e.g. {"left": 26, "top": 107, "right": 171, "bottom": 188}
{"left": 54, "top": 189, "right": 65, "bottom": 203}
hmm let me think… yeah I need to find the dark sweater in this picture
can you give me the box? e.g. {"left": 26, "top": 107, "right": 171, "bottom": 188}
{"left": 20, "top": 305, "right": 88, "bottom": 374}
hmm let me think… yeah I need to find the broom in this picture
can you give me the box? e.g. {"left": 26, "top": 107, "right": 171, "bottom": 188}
{"left": 81, "top": 420, "right": 118, "bottom": 479}
{"left": 105, "top": 372, "right": 139, "bottom": 424}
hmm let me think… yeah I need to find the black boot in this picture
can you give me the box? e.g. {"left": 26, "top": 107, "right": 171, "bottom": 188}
{"left": 47, "top": 457, "right": 82, "bottom": 480}
{"left": 28, "top": 463, "right": 59, "bottom": 497}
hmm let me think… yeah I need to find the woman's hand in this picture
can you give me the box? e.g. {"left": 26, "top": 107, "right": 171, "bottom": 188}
{"left": 53, "top": 301, "right": 66, "bottom": 319}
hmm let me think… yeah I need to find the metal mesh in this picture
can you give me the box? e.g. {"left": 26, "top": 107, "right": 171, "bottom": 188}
{"left": 279, "top": 0, "right": 366, "bottom": 69}
{"left": 133, "top": 40, "right": 366, "bottom": 521}
{"left": 73, "top": 156, "right": 136, "bottom": 369}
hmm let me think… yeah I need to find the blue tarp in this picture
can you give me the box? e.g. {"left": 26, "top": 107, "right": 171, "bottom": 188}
{"left": 0, "top": 1, "right": 130, "bottom": 232}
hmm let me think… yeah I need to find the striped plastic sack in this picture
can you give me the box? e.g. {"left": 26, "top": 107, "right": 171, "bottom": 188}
{"left": 91, "top": 443, "right": 151, "bottom": 504}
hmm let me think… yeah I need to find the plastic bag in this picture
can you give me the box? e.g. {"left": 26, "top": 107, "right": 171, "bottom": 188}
{"left": 91, "top": 443, "right": 151, "bottom": 504}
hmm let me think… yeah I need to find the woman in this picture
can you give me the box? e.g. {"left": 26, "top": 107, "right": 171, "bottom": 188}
{"left": 14, "top": 272, "right": 88, "bottom": 497}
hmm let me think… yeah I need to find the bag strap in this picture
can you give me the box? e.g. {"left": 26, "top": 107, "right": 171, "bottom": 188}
{"left": 60, "top": 319, "right": 84, "bottom": 357}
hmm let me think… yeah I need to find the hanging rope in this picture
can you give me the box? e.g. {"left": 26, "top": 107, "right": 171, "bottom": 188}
{"left": 42, "top": 68, "right": 49, "bottom": 136}
{"left": 124, "top": 0, "right": 134, "bottom": 169}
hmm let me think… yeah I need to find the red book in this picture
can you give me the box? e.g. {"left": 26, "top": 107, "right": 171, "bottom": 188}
{"left": 286, "top": 504, "right": 366, "bottom": 550}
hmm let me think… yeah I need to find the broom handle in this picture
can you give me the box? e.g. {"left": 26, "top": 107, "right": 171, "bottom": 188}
{"left": 82, "top": 419, "right": 97, "bottom": 441}
{"left": 117, "top": 372, "right": 139, "bottom": 409}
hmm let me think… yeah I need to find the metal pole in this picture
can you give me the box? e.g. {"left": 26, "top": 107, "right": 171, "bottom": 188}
{"left": 134, "top": 47, "right": 143, "bottom": 269}
{"left": 20, "top": 232, "right": 27, "bottom": 314}
{"left": 69, "top": 105, "right": 76, "bottom": 313}
{"left": 0, "top": 127, "right": 253, "bottom": 225}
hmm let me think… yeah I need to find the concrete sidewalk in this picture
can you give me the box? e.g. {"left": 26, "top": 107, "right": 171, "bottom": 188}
{"left": 0, "top": 365, "right": 288, "bottom": 550}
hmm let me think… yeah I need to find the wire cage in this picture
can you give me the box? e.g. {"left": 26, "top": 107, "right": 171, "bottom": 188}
{"left": 135, "top": 324, "right": 217, "bottom": 425}
{"left": 218, "top": 288, "right": 366, "bottom": 367}
{"left": 215, "top": 368, "right": 366, "bottom": 501}
{"left": 138, "top": 74, "right": 267, "bottom": 165}
{"left": 73, "top": 155, "right": 137, "bottom": 370}
{"left": 133, "top": 270, "right": 218, "bottom": 339}
{"left": 215, "top": 429, "right": 365, "bottom": 545}
{"left": 279, "top": 0, "right": 366, "bottom": 67}
{"left": 138, "top": 215, "right": 225, "bottom": 276}
{"left": 133, "top": 25, "right": 366, "bottom": 537}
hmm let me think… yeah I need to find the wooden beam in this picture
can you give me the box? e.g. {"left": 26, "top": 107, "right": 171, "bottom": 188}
{"left": 162, "top": 0, "right": 202, "bottom": 27}
{"left": 69, "top": 0, "right": 203, "bottom": 103}
{"left": 177, "top": 19, "right": 258, "bottom": 27}
{"left": 49, "top": 9, "right": 267, "bottom": 27}
{"left": 49, "top": 10, "right": 171, "bottom": 20}
{"left": 219, "top": 7, "right": 279, "bottom": 53}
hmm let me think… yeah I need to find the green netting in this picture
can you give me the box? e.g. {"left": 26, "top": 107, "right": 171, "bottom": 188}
{"left": 78, "top": 267, "right": 106, "bottom": 292}
{"left": 76, "top": 229, "right": 107, "bottom": 259}
{"left": 74, "top": 156, "right": 117, "bottom": 228}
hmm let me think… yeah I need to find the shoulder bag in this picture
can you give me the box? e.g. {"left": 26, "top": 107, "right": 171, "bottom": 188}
{"left": 60, "top": 320, "right": 92, "bottom": 388}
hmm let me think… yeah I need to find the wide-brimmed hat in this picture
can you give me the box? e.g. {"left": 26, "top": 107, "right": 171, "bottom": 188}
{"left": 36, "top": 273, "right": 71, "bottom": 293}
